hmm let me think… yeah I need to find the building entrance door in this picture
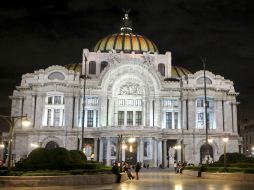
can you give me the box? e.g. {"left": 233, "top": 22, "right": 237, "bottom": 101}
{"left": 125, "top": 142, "right": 137, "bottom": 165}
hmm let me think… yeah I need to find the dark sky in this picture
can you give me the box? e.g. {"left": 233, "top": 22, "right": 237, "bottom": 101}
{"left": 0, "top": 0, "right": 254, "bottom": 131}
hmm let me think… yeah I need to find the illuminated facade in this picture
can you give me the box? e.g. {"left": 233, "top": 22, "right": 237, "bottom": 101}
{"left": 7, "top": 13, "right": 241, "bottom": 166}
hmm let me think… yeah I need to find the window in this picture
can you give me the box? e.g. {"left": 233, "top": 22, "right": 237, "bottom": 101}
{"left": 158, "top": 63, "right": 165, "bottom": 76}
{"left": 174, "top": 112, "right": 178, "bottom": 129}
{"left": 89, "top": 61, "right": 96, "bottom": 74}
{"left": 87, "top": 110, "right": 94, "bottom": 127}
{"left": 197, "top": 77, "right": 212, "bottom": 84}
{"left": 165, "top": 112, "right": 179, "bottom": 129}
{"left": 136, "top": 111, "right": 142, "bottom": 125}
{"left": 54, "top": 96, "right": 62, "bottom": 104}
{"left": 54, "top": 109, "right": 61, "bottom": 126}
{"left": 118, "top": 111, "right": 124, "bottom": 126}
{"left": 100, "top": 61, "right": 108, "bottom": 72}
{"left": 44, "top": 94, "right": 65, "bottom": 127}
{"left": 197, "top": 112, "right": 204, "bottom": 129}
{"left": 48, "top": 97, "right": 52, "bottom": 104}
{"left": 127, "top": 111, "right": 133, "bottom": 125}
{"left": 48, "top": 72, "right": 65, "bottom": 80}
{"left": 47, "top": 109, "right": 52, "bottom": 126}
{"left": 197, "top": 99, "right": 204, "bottom": 107}
{"left": 166, "top": 112, "right": 172, "bottom": 129}
{"left": 196, "top": 97, "right": 215, "bottom": 129}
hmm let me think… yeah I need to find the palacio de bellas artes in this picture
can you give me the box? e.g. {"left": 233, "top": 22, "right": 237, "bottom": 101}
{"left": 1, "top": 12, "right": 240, "bottom": 167}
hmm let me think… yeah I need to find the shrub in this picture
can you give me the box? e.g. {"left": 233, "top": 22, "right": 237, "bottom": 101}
{"left": 69, "top": 150, "right": 87, "bottom": 163}
{"left": 218, "top": 167, "right": 229, "bottom": 173}
{"left": 218, "top": 153, "right": 248, "bottom": 163}
{"left": 26, "top": 148, "right": 49, "bottom": 166}
{"left": 69, "top": 169, "right": 84, "bottom": 175}
{"left": 230, "top": 163, "right": 254, "bottom": 168}
{"left": 48, "top": 148, "right": 71, "bottom": 170}
{"left": 83, "top": 163, "right": 102, "bottom": 170}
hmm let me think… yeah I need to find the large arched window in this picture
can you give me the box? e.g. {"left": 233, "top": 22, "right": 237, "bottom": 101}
{"left": 89, "top": 61, "right": 96, "bottom": 74}
{"left": 45, "top": 141, "right": 59, "bottom": 150}
{"left": 100, "top": 61, "right": 108, "bottom": 72}
{"left": 200, "top": 144, "right": 213, "bottom": 163}
{"left": 158, "top": 63, "right": 165, "bottom": 76}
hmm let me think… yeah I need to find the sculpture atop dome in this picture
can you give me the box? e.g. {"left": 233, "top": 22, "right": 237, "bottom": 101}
{"left": 93, "top": 11, "right": 159, "bottom": 54}
{"left": 121, "top": 9, "right": 132, "bottom": 33}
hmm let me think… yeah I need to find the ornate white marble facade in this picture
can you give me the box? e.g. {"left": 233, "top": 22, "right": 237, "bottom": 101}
{"left": 5, "top": 48, "right": 241, "bottom": 166}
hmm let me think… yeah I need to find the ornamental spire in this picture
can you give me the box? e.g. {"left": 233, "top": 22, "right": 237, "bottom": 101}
{"left": 120, "top": 9, "right": 132, "bottom": 33}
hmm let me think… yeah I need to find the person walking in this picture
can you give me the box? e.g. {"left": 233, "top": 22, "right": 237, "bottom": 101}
{"left": 135, "top": 162, "right": 141, "bottom": 180}
{"left": 123, "top": 163, "right": 134, "bottom": 179}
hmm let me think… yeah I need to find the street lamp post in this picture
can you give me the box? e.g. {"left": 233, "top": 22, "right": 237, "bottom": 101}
{"left": 0, "top": 114, "right": 30, "bottom": 169}
{"left": 223, "top": 137, "right": 229, "bottom": 169}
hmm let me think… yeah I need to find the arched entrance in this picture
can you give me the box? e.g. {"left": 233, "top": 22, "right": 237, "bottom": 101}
{"left": 45, "top": 141, "right": 59, "bottom": 150}
{"left": 200, "top": 144, "right": 213, "bottom": 164}
{"left": 125, "top": 142, "right": 137, "bottom": 165}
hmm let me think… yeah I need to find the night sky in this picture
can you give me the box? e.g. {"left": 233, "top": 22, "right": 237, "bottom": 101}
{"left": 0, "top": 0, "right": 254, "bottom": 131}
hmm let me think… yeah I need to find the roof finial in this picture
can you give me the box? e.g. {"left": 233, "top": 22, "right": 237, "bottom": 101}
{"left": 121, "top": 9, "right": 132, "bottom": 33}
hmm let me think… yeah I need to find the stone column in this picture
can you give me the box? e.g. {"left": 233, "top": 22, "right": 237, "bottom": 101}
{"left": 216, "top": 99, "right": 223, "bottom": 132}
{"left": 64, "top": 95, "right": 73, "bottom": 128}
{"left": 107, "top": 98, "right": 112, "bottom": 126}
{"left": 142, "top": 99, "right": 146, "bottom": 126}
{"left": 163, "top": 139, "right": 167, "bottom": 168}
{"left": 114, "top": 98, "right": 118, "bottom": 126}
{"left": 224, "top": 100, "right": 230, "bottom": 132}
{"left": 182, "top": 99, "right": 187, "bottom": 129}
{"left": 177, "top": 140, "right": 182, "bottom": 162}
{"left": 153, "top": 138, "right": 158, "bottom": 167}
{"left": 158, "top": 140, "right": 162, "bottom": 166}
{"left": 139, "top": 137, "right": 144, "bottom": 163}
{"left": 93, "top": 110, "right": 97, "bottom": 128}
{"left": 106, "top": 137, "right": 111, "bottom": 166}
{"left": 100, "top": 97, "right": 107, "bottom": 127}
{"left": 154, "top": 97, "right": 161, "bottom": 127}
{"left": 232, "top": 103, "right": 238, "bottom": 133}
{"left": 188, "top": 99, "right": 195, "bottom": 130}
{"left": 99, "top": 138, "right": 103, "bottom": 162}
{"left": 149, "top": 98, "right": 153, "bottom": 126}
{"left": 161, "top": 111, "right": 165, "bottom": 129}
{"left": 35, "top": 95, "right": 44, "bottom": 129}
{"left": 94, "top": 138, "right": 98, "bottom": 161}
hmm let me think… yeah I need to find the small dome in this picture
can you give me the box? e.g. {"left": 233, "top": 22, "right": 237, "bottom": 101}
{"left": 171, "top": 66, "right": 192, "bottom": 78}
{"left": 93, "top": 12, "right": 158, "bottom": 54}
{"left": 65, "top": 63, "right": 81, "bottom": 72}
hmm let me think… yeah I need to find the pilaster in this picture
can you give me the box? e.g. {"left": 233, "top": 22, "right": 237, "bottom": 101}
{"left": 106, "top": 137, "right": 111, "bottom": 166}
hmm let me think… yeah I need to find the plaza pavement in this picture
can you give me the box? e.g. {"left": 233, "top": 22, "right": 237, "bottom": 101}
{"left": 1, "top": 168, "right": 254, "bottom": 190}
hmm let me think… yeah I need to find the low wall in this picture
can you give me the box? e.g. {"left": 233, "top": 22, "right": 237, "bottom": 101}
{"left": 0, "top": 173, "right": 128, "bottom": 187}
{"left": 183, "top": 170, "right": 254, "bottom": 182}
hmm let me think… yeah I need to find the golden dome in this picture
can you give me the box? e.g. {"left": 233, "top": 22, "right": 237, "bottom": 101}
{"left": 93, "top": 12, "right": 159, "bottom": 54}
{"left": 93, "top": 33, "right": 158, "bottom": 54}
